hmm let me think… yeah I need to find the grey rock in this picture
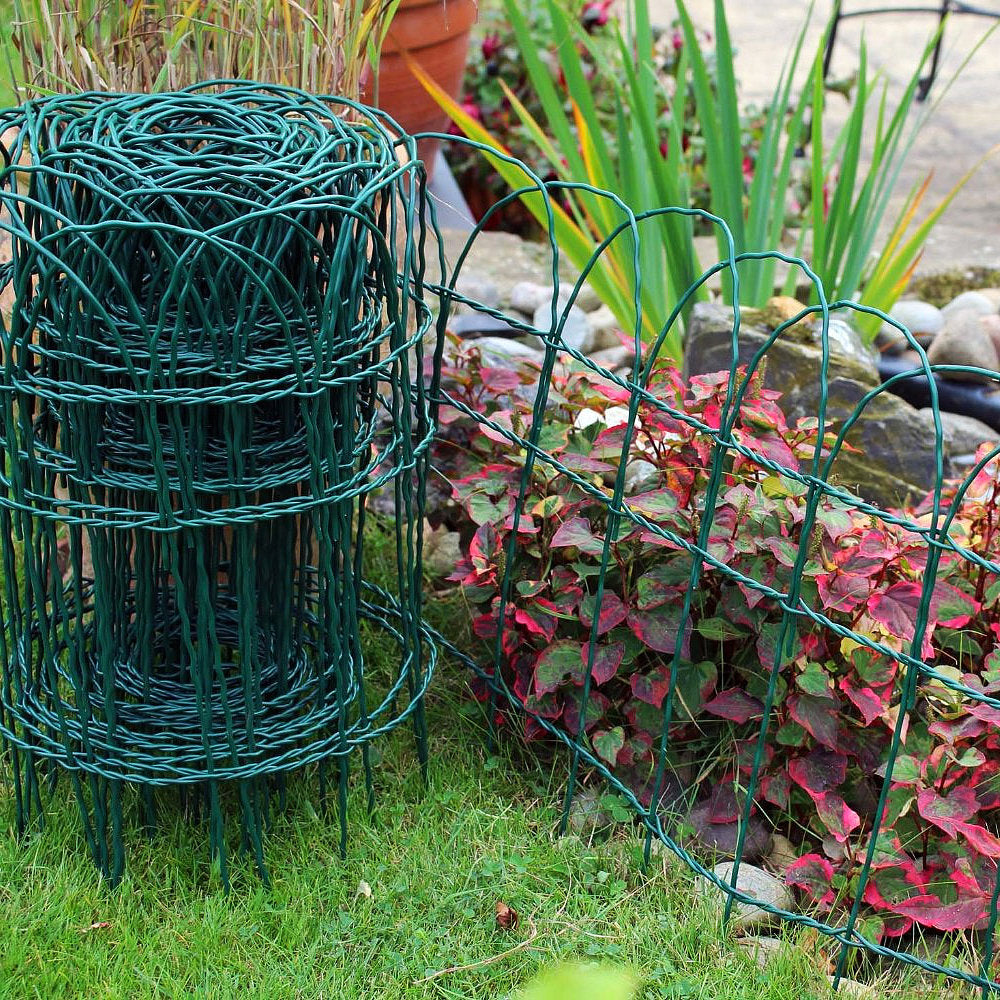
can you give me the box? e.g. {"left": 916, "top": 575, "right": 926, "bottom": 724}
{"left": 926, "top": 311, "right": 1000, "bottom": 381}
{"left": 510, "top": 280, "right": 549, "bottom": 315}
{"left": 573, "top": 282, "right": 602, "bottom": 313}
{"left": 474, "top": 336, "right": 544, "bottom": 368}
{"left": 624, "top": 459, "right": 658, "bottom": 495}
{"left": 685, "top": 802, "right": 773, "bottom": 864}
{"left": 586, "top": 304, "right": 622, "bottom": 352}
{"left": 737, "top": 936, "right": 786, "bottom": 969}
{"left": 766, "top": 833, "right": 799, "bottom": 875}
{"left": 590, "top": 345, "right": 636, "bottom": 373}
{"left": 422, "top": 522, "right": 462, "bottom": 579}
{"left": 920, "top": 409, "right": 999, "bottom": 456}
{"left": 697, "top": 862, "right": 794, "bottom": 931}
{"left": 942, "top": 290, "right": 997, "bottom": 321}
{"left": 685, "top": 302, "right": 952, "bottom": 508}
{"left": 454, "top": 274, "right": 500, "bottom": 311}
{"left": 531, "top": 301, "right": 593, "bottom": 354}
{"left": 811, "top": 316, "right": 880, "bottom": 370}
{"left": 450, "top": 312, "right": 523, "bottom": 339}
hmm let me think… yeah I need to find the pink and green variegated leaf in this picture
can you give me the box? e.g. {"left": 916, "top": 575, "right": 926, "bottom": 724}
{"left": 785, "top": 854, "right": 836, "bottom": 908}
{"left": 787, "top": 749, "right": 849, "bottom": 796}
{"left": 868, "top": 581, "right": 924, "bottom": 638}
{"left": 630, "top": 665, "right": 672, "bottom": 709}
{"left": 930, "top": 581, "right": 980, "bottom": 628}
{"left": 581, "top": 641, "right": 625, "bottom": 686}
{"left": 956, "top": 822, "right": 1000, "bottom": 858}
{"left": 890, "top": 895, "right": 987, "bottom": 932}
{"left": 550, "top": 516, "right": 606, "bottom": 556}
{"left": 838, "top": 678, "right": 886, "bottom": 727}
{"left": 817, "top": 570, "right": 870, "bottom": 613}
{"left": 514, "top": 601, "right": 558, "bottom": 643}
{"left": 580, "top": 591, "right": 628, "bottom": 636}
{"left": 787, "top": 693, "right": 841, "bottom": 750}
{"left": 558, "top": 452, "right": 617, "bottom": 475}
{"left": 634, "top": 561, "right": 690, "bottom": 610}
{"left": 534, "top": 641, "right": 584, "bottom": 697}
{"left": 916, "top": 786, "right": 979, "bottom": 838}
{"left": 592, "top": 726, "right": 625, "bottom": 766}
{"left": 702, "top": 688, "right": 763, "bottom": 724}
{"left": 628, "top": 489, "right": 679, "bottom": 520}
{"left": 813, "top": 791, "right": 861, "bottom": 842}
{"left": 626, "top": 604, "right": 689, "bottom": 656}
{"left": 761, "top": 771, "right": 791, "bottom": 809}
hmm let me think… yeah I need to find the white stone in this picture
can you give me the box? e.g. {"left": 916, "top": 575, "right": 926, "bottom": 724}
{"left": 941, "top": 290, "right": 997, "bottom": 321}
{"left": 697, "top": 861, "right": 794, "bottom": 931}
{"left": 509, "top": 280, "right": 549, "bottom": 315}
{"left": 454, "top": 274, "right": 500, "bottom": 311}
{"left": 887, "top": 299, "right": 944, "bottom": 338}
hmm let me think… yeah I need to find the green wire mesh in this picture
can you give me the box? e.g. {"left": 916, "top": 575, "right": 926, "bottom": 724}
{"left": 419, "top": 139, "right": 1000, "bottom": 996}
{"left": 0, "top": 85, "right": 440, "bottom": 887}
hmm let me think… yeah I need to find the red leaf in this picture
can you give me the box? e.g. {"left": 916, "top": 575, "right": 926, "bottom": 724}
{"left": 785, "top": 854, "right": 836, "bottom": 907}
{"left": 702, "top": 688, "right": 763, "bottom": 724}
{"left": 956, "top": 822, "right": 1000, "bottom": 858}
{"left": 867, "top": 581, "right": 923, "bottom": 638}
{"left": 891, "top": 895, "right": 987, "bottom": 932}
{"left": 916, "top": 786, "right": 979, "bottom": 837}
{"left": 580, "top": 591, "right": 628, "bottom": 636}
{"left": 787, "top": 750, "right": 849, "bottom": 796}
{"left": 514, "top": 602, "right": 557, "bottom": 642}
{"left": 838, "top": 679, "right": 886, "bottom": 727}
{"left": 551, "top": 517, "right": 605, "bottom": 556}
{"left": 626, "top": 604, "right": 688, "bottom": 656}
{"left": 581, "top": 642, "right": 624, "bottom": 686}
{"left": 813, "top": 791, "right": 861, "bottom": 842}
{"left": 787, "top": 693, "right": 841, "bottom": 750}
{"left": 630, "top": 665, "right": 671, "bottom": 708}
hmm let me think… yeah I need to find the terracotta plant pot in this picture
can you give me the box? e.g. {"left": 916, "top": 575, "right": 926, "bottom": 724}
{"left": 367, "top": 0, "right": 478, "bottom": 176}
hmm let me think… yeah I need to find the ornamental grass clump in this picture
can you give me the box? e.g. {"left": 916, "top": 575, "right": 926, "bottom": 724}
{"left": 10, "top": 0, "right": 399, "bottom": 99}
{"left": 427, "top": 0, "right": 992, "bottom": 354}
{"left": 437, "top": 340, "right": 1000, "bottom": 942}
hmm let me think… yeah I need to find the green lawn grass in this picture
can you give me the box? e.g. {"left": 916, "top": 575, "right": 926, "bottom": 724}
{"left": 0, "top": 664, "right": 954, "bottom": 1000}
{"left": 0, "top": 649, "right": 978, "bottom": 998}
{"left": 0, "top": 520, "right": 983, "bottom": 1000}
{"left": 0, "top": 539, "right": 980, "bottom": 1000}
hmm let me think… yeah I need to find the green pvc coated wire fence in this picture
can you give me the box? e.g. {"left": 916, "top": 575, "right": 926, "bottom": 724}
{"left": 418, "top": 135, "right": 1000, "bottom": 995}
{"left": 0, "top": 89, "right": 997, "bottom": 997}
{"left": 0, "top": 84, "right": 440, "bottom": 889}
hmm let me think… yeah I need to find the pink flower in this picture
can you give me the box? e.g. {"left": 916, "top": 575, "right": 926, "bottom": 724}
{"left": 481, "top": 32, "right": 502, "bottom": 62}
{"left": 460, "top": 96, "right": 483, "bottom": 123}
{"left": 671, "top": 29, "right": 683, "bottom": 51}
{"left": 582, "top": 0, "right": 614, "bottom": 30}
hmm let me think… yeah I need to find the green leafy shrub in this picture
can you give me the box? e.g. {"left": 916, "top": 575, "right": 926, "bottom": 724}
{"left": 437, "top": 341, "right": 1000, "bottom": 940}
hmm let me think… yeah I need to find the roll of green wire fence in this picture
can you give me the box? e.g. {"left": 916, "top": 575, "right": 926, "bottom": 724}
{"left": 0, "top": 84, "right": 441, "bottom": 887}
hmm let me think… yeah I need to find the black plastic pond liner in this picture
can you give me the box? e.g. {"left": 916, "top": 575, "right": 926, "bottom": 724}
{"left": 878, "top": 356, "right": 1000, "bottom": 434}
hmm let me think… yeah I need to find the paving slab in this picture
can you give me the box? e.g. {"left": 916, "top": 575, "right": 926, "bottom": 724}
{"left": 648, "top": 0, "right": 1000, "bottom": 278}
